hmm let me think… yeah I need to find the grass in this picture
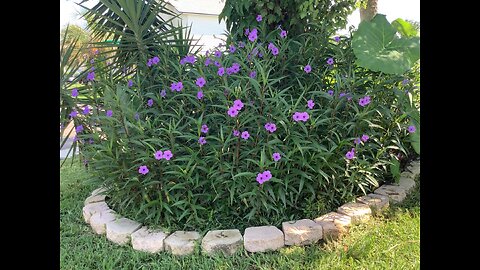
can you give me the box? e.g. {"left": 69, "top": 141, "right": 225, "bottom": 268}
{"left": 60, "top": 160, "right": 420, "bottom": 270}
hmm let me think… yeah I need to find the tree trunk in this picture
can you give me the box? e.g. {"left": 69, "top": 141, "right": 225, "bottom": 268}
{"left": 360, "top": 0, "right": 378, "bottom": 21}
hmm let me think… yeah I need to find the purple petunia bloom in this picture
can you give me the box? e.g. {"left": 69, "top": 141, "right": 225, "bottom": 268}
{"left": 138, "top": 165, "right": 149, "bottom": 175}
{"left": 233, "top": 99, "right": 244, "bottom": 110}
{"left": 106, "top": 110, "right": 113, "bottom": 117}
{"left": 152, "top": 56, "right": 160, "bottom": 64}
{"left": 272, "top": 152, "right": 281, "bottom": 162}
{"left": 163, "top": 150, "right": 173, "bottom": 160}
{"left": 226, "top": 67, "right": 234, "bottom": 76}
{"left": 268, "top": 43, "right": 275, "bottom": 50}
{"left": 180, "top": 58, "right": 187, "bottom": 65}
{"left": 271, "top": 47, "right": 279, "bottom": 56}
{"left": 227, "top": 107, "right": 239, "bottom": 117}
{"left": 90, "top": 59, "right": 94, "bottom": 64}
{"left": 197, "top": 91, "right": 204, "bottom": 100}
{"left": 154, "top": 150, "right": 163, "bottom": 160}
{"left": 256, "top": 14, "right": 262, "bottom": 22}
{"left": 327, "top": 90, "right": 334, "bottom": 96}
{"left": 345, "top": 149, "right": 355, "bottom": 160}
{"left": 304, "top": 65, "right": 311, "bottom": 73}
{"left": 69, "top": 110, "right": 77, "bottom": 118}
{"left": 280, "top": 30, "right": 287, "bottom": 38}
{"left": 233, "top": 130, "right": 240, "bottom": 137}
{"left": 87, "top": 71, "right": 95, "bottom": 81}
{"left": 160, "top": 90, "right": 166, "bottom": 97}
{"left": 201, "top": 124, "right": 209, "bottom": 133}
{"left": 83, "top": 106, "right": 90, "bottom": 115}
{"left": 214, "top": 50, "right": 222, "bottom": 58}
{"left": 214, "top": 61, "right": 221, "bottom": 67}
{"left": 361, "top": 134, "right": 369, "bottom": 142}
{"left": 205, "top": 58, "right": 211, "bottom": 66}
{"left": 293, "top": 112, "right": 309, "bottom": 122}
{"left": 218, "top": 67, "right": 225, "bottom": 76}
{"left": 232, "top": 62, "right": 240, "bottom": 73}
{"left": 76, "top": 125, "right": 84, "bottom": 133}
{"left": 241, "top": 131, "right": 250, "bottom": 140}
{"left": 198, "top": 136, "right": 207, "bottom": 145}
{"left": 128, "top": 79, "right": 133, "bottom": 87}
{"left": 245, "top": 28, "right": 250, "bottom": 36}
{"left": 327, "top": 58, "right": 334, "bottom": 65}
{"left": 256, "top": 170, "right": 272, "bottom": 184}
{"left": 238, "top": 41, "right": 245, "bottom": 48}
{"left": 170, "top": 81, "right": 183, "bottom": 92}
{"left": 408, "top": 125, "right": 416, "bottom": 133}
{"left": 264, "top": 122, "right": 277, "bottom": 133}
{"left": 248, "top": 28, "right": 258, "bottom": 42}
{"left": 230, "top": 45, "right": 236, "bottom": 53}
{"left": 147, "top": 99, "right": 154, "bottom": 107}
{"left": 339, "top": 92, "right": 347, "bottom": 98}
{"left": 71, "top": 88, "right": 78, "bottom": 98}
{"left": 359, "top": 96, "right": 371, "bottom": 107}
{"left": 354, "top": 138, "right": 361, "bottom": 145}
{"left": 307, "top": 99, "right": 315, "bottom": 109}
{"left": 147, "top": 59, "right": 153, "bottom": 67}
{"left": 333, "top": 36, "right": 340, "bottom": 42}
{"left": 249, "top": 70, "right": 257, "bottom": 78}
{"left": 196, "top": 77, "right": 206, "bottom": 88}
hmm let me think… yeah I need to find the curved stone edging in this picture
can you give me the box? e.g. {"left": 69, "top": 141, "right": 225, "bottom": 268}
{"left": 82, "top": 159, "right": 420, "bottom": 256}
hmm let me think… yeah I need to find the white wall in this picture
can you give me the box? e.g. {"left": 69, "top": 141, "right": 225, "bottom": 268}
{"left": 182, "top": 13, "right": 226, "bottom": 53}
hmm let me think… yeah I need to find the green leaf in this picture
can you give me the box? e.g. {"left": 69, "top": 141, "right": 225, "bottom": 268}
{"left": 392, "top": 18, "right": 418, "bottom": 37}
{"left": 390, "top": 157, "right": 400, "bottom": 183}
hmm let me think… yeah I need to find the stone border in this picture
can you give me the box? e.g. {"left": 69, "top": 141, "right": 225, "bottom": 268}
{"left": 82, "top": 159, "right": 420, "bottom": 256}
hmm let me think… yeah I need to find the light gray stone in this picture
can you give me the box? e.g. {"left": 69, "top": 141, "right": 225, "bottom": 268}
{"left": 314, "top": 212, "right": 351, "bottom": 241}
{"left": 84, "top": 194, "right": 106, "bottom": 206}
{"left": 401, "top": 171, "right": 416, "bottom": 179}
{"left": 91, "top": 187, "right": 107, "bottom": 196}
{"left": 82, "top": 201, "right": 110, "bottom": 223}
{"left": 105, "top": 218, "right": 142, "bottom": 245}
{"left": 282, "top": 219, "right": 323, "bottom": 246}
{"left": 244, "top": 226, "right": 284, "bottom": 253}
{"left": 89, "top": 210, "right": 117, "bottom": 234}
{"left": 398, "top": 176, "right": 416, "bottom": 193}
{"left": 356, "top": 194, "right": 389, "bottom": 214}
{"left": 337, "top": 203, "right": 372, "bottom": 223}
{"left": 374, "top": 184, "right": 407, "bottom": 203}
{"left": 164, "top": 231, "right": 201, "bottom": 256}
{"left": 201, "top": 229, "right": 243, "bottom": 256}
{"left": 131, "top": 227, "right": 169, "bottom": 253}
{"left": 407, "top": 163, "right": 420, "bottom": 177}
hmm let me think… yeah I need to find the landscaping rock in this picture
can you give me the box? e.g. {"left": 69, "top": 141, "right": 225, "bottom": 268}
{"left": 82, "top": 201, "right": 110, "bottom": 223}
{"left": 89, "top": 210, "right": 117, "bottom": 235}
{"left": 164, "top": 231, "right": 201, "bottom": 256}
{"left": 314, "top": 212, "right": 351, "bottom": 241}
{"left": 407, "top": 163, "right": 420, "bottom": 177}
{"left": 244, "top": 226, "right": 284, "bottom": 253}
{"left": 282, "top": 219, "right": 323, "bottom": 246}
{"left": 91, "top": 187, "right": 107, "bottom": 196}
{"left": 400, "top": 171, "right": 416, "bottom": 179}
{"left": 398, "top": 176, "right": 416, "bottom": 193}
{"left": 84, "top": 194, "right": 106, "bottom": 206}
{"left": 374, "top": 184, "right": 407, "bottom": 203}
{"left": 131, "top": 227, "right": 169, "bottom": 253}
{"left": 337, "top": 203, "right": 372, "bottom": 223}
{"left": 105, "top": 218, "right": 142, "bottom": 245}
{"left": 201, "top": 229, "right": 243, "bottom": 256}
{"left": 356, "top": 194, "right": 389, "bottom": 214}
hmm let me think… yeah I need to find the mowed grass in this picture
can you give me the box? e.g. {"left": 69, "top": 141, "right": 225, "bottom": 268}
{"left": 60, "top": 160, "right": 420, "bottom": 270}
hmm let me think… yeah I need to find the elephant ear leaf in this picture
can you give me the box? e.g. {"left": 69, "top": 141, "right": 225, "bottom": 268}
{"left": 352, "top": 14, "right": 420, "bottom": 75}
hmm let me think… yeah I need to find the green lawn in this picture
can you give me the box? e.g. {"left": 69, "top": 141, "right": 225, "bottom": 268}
{"left": 60, "top": 160, "right": 420, "bottom": 270}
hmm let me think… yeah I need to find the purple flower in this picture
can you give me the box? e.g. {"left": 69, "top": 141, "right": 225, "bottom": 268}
{"left": 258, "top": 52, "right": 263, "bottom": 58}
{"left": 245, "top": 28, "right": 250, "bottom": 36}
{"left": 154, "top": 150, "right": 163, "bottom": 160}
{"left": 333, "top": 36, "right": 340, "bottom": 42}
{"left": 280, "top": 30, "right": 287, "bottom": 38}
{"left": 138, "top": 165, "right": 149, "bottom": 175}
{"left": 248, "top": 28, "right": 258, "bottom": 42}
{"left": 82, "top": 106, "right": 90, "bottom": 115}
{"left": 408, "top": 125, "right": 416, "bottom": 133}
{"left": 147, "top": 59, "right": 153, "bottom": 67}
{"left": 272, "top": 152, "right": 281, "bottom": 162}
{"left": 87, "top": 71, "right": 95, "bottom": 81}
{"left": 256, "top": 14, "right": 262, "bottom": 22}
{"left": 170, "top": 81, "right": 183, "bottom": 92}
{"left": 152, "top": 56, "right": 160, "bottom": 64}
{"left": 226, "top": 67, "right": 234, "bottom": 76}
{"left": 76, "top": 125, "right": 84, "bottom": 133}
{"left": 90, "top": 67, "right": 95, "bottom": 72}
{"left": 307, "top": 99, "right": 315, "bottom": 109}
{"left": 232, "top": 63, "right": 240, "bottom": 73}
{"left": 327, "top": 90, "right": 334, "bottom": 96}
{"left": 218, "top": 67, "right": 225, "bottom": 76}
{"left": 69, "top": 110, "right": 77, "bottom": 118}
{"left": 256, "top": 170, "right": 272, "bottom": 184}
{"left": 271, "top": 47, "right": 279, "bottom": 56}
{"left": 241, "top": 131, "right": 250, "bottom": 140}
{"left": 90, "top": 59, "right": 94, "bottom": 64}
{"left": 327, "top": 58, "right": 334, "bottom": 65}
{"left": 345, "top": 149, "right": 355, "bottom": 160}
{"left": 106, "top": 110, "right": 113, "bottom": 117}
{"left": 214, "top": 50, "right": 222, "bottom": 58}
{"left": 196, "top": 77, "right": 206, "bottom": 88}
{"left": 134, "top": 113, "right": 140, "bottom": 120}
{"left": 201, "top": 124, "right": 209, "bottom": 133}
{"left": 88, "top": 138, "right": 94, "bottom": 144}
{"left": 358, "top": 96, "right": 371, "bottom": 107}
{"left": 163, "top": 150, "right": 173, "bottom": 160}
{"left": 205, "top": 58, "right": 211, "bottom": 66}
{"left": 73, "top": 135, "right": 78, "bottom": 142}
{"left": 229, "top": 45, "right": 236, "bottom": 53}
{"left": 249, "top": 70, "right": 257, "bottom": 78}
{"left": 402, "top": 79, "right": 410, "bottom": 85}
{"left": 339, "top": 92, "right": 347, "bottom": 98}
{"left": 180, "top": 58, "right": 187, "bottom": 65}
{"left": 147, "top": 99, "right": 154, "bottom": 107}
{"left": 233, "top": 99, "right": 244, "bottom": 110}
{"left": 268, "top": 43, "right": 275, "bottom": 50}
{"left": 233, "top": 130, "right": 240, "bottom": 137}
{"left": 227, "top": 107, "right": 239, "bottom": 117}
{"left": 264, "top": 122, "right": 277, "bottom": 133}
{"left": 304, "top": 65, "right": 311, "bottom": 73}
{"left": 199, "top": 136, "right": 207, "bottom": 145}
{"left": 354, "top": 138, "right": 361, "bottom": 145}
{"left": 128, "top": 79, "right": 133, "bottom": 87}
{"left": 214, "top": 61, "right": 221, "bottom": 67}
{"left": 71, "top": 88, "right": 79, "bottom": 98}
{"left": 160, "top": 90, "right": 166, "bottom": 97}
{"left": 293, "top": 112, "right": 309, "bottom": 122}
{"left": 361, "top": 134, "right": 369, "bottom": 142}
{"left": 238, "top": 41, "right": 245, "bottom": 48}
{"left": 197, "top": 91, "right": 204, "bottom": 100}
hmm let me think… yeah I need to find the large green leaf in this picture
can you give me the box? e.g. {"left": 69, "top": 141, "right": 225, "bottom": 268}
{"left": 392, "top": 18, "right": 418, "bottom": 38}
{"left": 352, "top": 14, "right": 420, "bottom": 75}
